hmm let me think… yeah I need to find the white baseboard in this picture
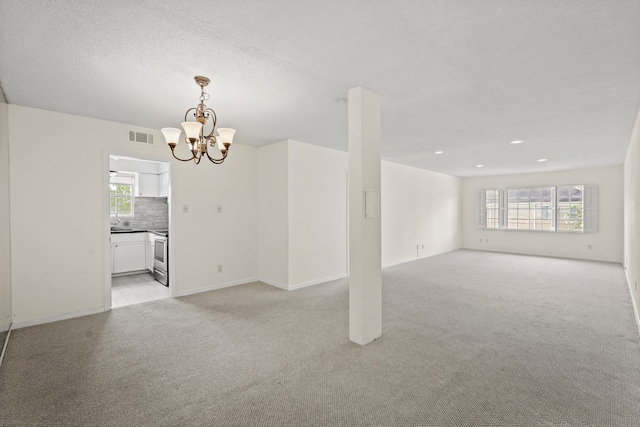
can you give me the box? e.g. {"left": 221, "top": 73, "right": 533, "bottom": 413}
{"left": 260, "top": 274, "right": 347, "bottom": 291}
{"left": 259, "top": 278, "right": 288, "bottom": 290}
{"left": 462, "top": 246, "right": 622, "bottom": 264}
{"left": 11, "top": 306, "right": 107, "bottom": 330}
{"left": 6, "top": 274, "right": 341, "bottom": 330}
{"left": 382, "top": 249, "right": 462, "bottom": 270}
{"left": 625, "top": 270, "right": 640, "bottom": 338}
{"left": 0, "top": 322, "right": 10, "bottom": 333}
{"left": 288, "top": 274, "right": 347, "bottom": 291}
{"left": 382, "top": 257, "right": 418, "bottom": 269}
{"left": 0, "top": 324, "right": 12, "bottom": 369}
{"left": 174, "top": 277, "right": 260, "bottom": 298}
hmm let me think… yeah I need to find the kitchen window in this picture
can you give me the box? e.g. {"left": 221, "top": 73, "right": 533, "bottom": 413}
{"left": 476, "top": 185, "right": 597, "bottom": 233}
{"left": 110, "top": 183, "right": 133, "bottom": 217}
{"left": 110, "top": 173, "right": 135, "bottom": 217}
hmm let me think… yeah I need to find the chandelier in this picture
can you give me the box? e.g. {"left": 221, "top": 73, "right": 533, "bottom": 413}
{"left": 161, "top": 76, "right": 236, "bottom": 164}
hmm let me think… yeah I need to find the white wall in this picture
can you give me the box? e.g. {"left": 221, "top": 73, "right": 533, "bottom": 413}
{"left": 258, "top": 140, "right": 290, "bottom": 286}
{"left": 623, "top": 108, "right": 640, "bottom": 319}
{"left": 462, "top": 166, "right": 624, "bottom": 263}
{"left": 259, "top": 139, "right": 348, "bottom": 289}
{"left": 258, "top": 139, "right": 462, "bottom": 289}
{"left": 289, "top": 140, "right": 348, "bottom": 287}
{"left": 382, "top": 161, "right": 462, "bottom": 267}
{"left": 172, "top": 143, "right": 259, "bottom": 295}
{"left": 8, "top": 105, "right": 259, "bottom": 325}
{"left": 7, "top": 106, "right": 462, "bottom": 326}
{"left": 0, "top": 100, "right": 10, "bottom": 332}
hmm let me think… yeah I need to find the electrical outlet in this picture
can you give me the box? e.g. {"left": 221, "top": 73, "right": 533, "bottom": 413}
{"left": 486, "top": 239, "right": 488, "bottom": 243}
{"left": 421, "top": 244, "right": 424, "bottom": 249}
{"left": 182, "top": 204, "right": 189, "bottom": 213}
{"left": 587, "top": 244, "right": 592, "bottom": 250}
{"left": 217, "top": 205, "right": 222, "bottom": 213}
{"left": 217, "top": 265, "right": 222, "bottom": 273}
{"left": 479, "top": 238, "right": 483, "bottom": 243}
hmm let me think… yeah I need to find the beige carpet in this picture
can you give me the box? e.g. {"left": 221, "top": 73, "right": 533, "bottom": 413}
{"left": 1, "top": 250, "right": 639, "bottom": 426}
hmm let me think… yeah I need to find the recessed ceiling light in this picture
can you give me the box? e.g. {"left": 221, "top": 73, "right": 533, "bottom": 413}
{"left": 476, "top": 164, "right": 484, "bottom": 168}
{"left": 435, "top": 151, "right": 443, "bottom": 154}
{"left": 510, "top": 140, "right": 524, "bottom": 144}
{"left": 537, "top": 158, "right": 548, "bottom": 162}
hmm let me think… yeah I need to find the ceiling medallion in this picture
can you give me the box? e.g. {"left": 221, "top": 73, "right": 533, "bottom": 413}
{"left": 161, "top": 76, "right": 235, "bottom": 164}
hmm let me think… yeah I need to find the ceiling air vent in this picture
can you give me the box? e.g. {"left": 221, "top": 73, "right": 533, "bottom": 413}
{"left": 127, "top": 130, "right": 154, "bottom": 145}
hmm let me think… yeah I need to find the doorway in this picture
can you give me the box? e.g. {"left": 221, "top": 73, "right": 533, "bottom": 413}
{"left": 104, "top": 153, "right": 173, "bottom": 309}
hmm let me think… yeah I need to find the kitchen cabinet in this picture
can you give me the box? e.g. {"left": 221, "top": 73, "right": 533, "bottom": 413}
{"left": 146, "top": 232, "right": 155, "bottom": 272}
{"left": 136, "top": 172, "right": 168, "bottom": 197}
{"left": 136, "top": 173, "right": 158, "bottom": 197}
{"left": 111, "top": 233, "right": 147, "bottom": 274}
{"left": 158, "top": 172, "right": 168, "bottom": 197}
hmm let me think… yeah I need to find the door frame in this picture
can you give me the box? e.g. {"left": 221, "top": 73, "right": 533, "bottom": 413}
{"left": 102, "top": 150, "right": 175, "bottom": 310}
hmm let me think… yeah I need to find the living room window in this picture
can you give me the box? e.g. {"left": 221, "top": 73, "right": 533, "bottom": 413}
{"left": 477, "top": 185, "right": 597, "bottom": 232}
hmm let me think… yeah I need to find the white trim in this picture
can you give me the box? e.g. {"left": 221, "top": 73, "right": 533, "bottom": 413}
{"left": 11, "top": 306, "right": 107, "bottom": 330}
{"left": 174, "top": 277, "right": 260, "bottom": 298}
{"left": 260, "top": 274, "right": 347, "bottom": 291}
{"left": 382, "top": 257, "right": 418, "bottom": 269}
{"left": 103, "top": 150, "right": 173, "bottom": 309}
{"left": 625, "top": 270, "right": 640, "bottom": 340}
{"left": 103, "top": 152, "right": 112, "bottom": 311}
{"left": 288, "top": 273, "right": 347, "bottom": 291}
{"left": 461, "top": 246, "right": 621, "bottom": 264}
{"left": 0, "top": 322, "right": 10, "bottom": 333}
{"left": 259, "top": 278, "right": 288, "bottom": 290}
{"left": 0, "top": 324, "right": 11, "bottom": 369}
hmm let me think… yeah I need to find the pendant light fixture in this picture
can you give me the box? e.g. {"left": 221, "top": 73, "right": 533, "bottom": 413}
{"left": 161, "top": 76, "right": 235, "bottom": 164}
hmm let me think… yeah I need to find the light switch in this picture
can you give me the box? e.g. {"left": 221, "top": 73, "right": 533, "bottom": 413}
{"left": 217, "top": 205, "right": 222, "bottom": 213}
{"left": 182, "top": 204, "right": 189, "bottom": 213}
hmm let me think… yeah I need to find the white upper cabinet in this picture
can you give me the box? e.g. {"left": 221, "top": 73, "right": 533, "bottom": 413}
{"left": 136, "top": 173, "right": 159, "bottom": 197}
{"left": 158, "top": 172, "right": 169, "bottom": 197}
{"left": 110, "top": 158, "right": 169, "bottom": 198}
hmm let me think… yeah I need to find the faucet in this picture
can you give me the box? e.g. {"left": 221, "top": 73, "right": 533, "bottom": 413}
{"left": 111, "top": 212, "right": 121, "bottom": 227}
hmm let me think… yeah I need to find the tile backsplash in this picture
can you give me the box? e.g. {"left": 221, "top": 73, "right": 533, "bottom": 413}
{"left": 113, "top": 197, "right": 168, "bottom": 230}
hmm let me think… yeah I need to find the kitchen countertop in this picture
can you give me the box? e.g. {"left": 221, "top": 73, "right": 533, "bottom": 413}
{"left": 111, "top": 228, "right": 169, "bottom": 236}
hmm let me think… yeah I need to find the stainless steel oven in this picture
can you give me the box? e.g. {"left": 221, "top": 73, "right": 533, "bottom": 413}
{"left": 153, "top": 234, "right": 168, "bottom": 286}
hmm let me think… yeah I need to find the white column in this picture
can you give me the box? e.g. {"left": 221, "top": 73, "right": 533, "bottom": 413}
{"left": 348, "top": 87, "right": 382, "bottom": 345}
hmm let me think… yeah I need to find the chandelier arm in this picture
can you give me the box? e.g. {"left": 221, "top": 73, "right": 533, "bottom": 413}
{"left": 184, "top": 106, "right": 198, "bottom": 122}
{"left": 202, "top": 108, "right": 218, "bottom": 140}
{"left": 205, "top": 149, "right": 228, "bottom": 164}
{"left": 168, "top": 145, "right": 196, "bottom": 162}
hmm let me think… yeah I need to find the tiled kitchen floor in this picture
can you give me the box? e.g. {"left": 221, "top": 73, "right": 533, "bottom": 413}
{"left": 111, "top": 272, "right": 170, "bottom": 308}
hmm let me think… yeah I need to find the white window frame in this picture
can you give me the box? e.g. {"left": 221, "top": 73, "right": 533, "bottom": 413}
{"left": 110, "top": 173, "right": 135, "bottom": 217}
{"left": 477, "top": 184, "right": 597, "bottom": 233}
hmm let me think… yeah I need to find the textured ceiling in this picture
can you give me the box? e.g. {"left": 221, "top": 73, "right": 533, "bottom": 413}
{"left": 1, "top": 0, "right": 639, "bottom": 177}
